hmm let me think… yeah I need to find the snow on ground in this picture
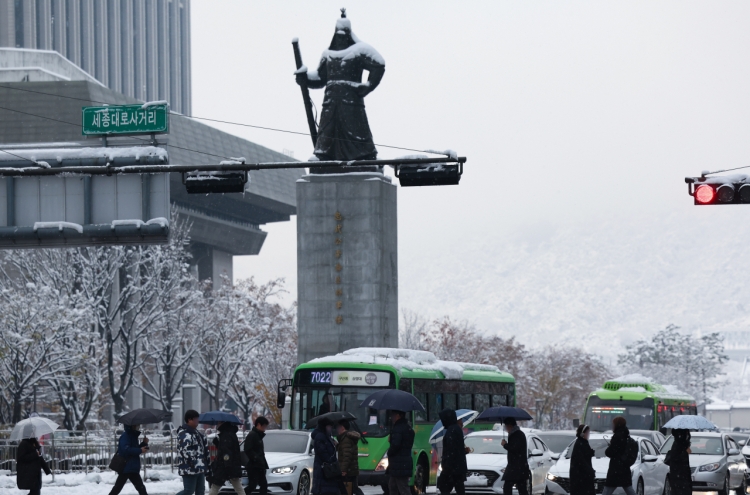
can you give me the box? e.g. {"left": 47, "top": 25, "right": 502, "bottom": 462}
{"left": 0, "top": 469, "right": 182, "bottom": 495}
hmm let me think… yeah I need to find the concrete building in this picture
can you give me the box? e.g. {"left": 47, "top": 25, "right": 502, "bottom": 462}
{"left": 0, "top": 0, "right": 191, "bottom": 114}
{"left": 705, "top": 401, "right": 750, "bottom": 430}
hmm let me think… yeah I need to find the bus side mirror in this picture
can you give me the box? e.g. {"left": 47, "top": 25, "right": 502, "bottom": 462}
{"left": 277, "top": 391, "right": 286, "bottom": 409}
{"left": 277, "top": 378, "right": 292, "bottom": 409}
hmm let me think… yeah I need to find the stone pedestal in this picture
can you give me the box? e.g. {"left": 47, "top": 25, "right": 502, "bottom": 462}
{"left": 297, "top": 172, "right": 398, "bottom": 364}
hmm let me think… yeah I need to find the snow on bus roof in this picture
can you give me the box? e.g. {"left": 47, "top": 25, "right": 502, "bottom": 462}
{"left": 602, "top": 374, "right": 691, "bottom": 397}
{"left": 309, "top": 347, "right": 501, "bottom": 380}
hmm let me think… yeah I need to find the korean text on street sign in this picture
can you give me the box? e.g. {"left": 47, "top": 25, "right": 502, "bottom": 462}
{"left": 82, "top": 104, "right": 169, "bottom": 135}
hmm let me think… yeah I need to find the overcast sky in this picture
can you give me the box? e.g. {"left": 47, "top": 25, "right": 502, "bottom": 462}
{"left": 190, "top": 2, "right": 750, "bottom": 331}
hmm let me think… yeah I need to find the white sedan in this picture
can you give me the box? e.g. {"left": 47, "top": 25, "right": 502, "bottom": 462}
{"left": 219, "top": 430, "right": 314, "bottom": 495}
{"left": 545, "top": 434, "right": 669, "bottom": 495}
{"left": 463, "top": 429, "right": 557, "bottom": 494}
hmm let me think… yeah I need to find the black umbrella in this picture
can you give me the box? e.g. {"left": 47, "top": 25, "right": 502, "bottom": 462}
{"left": 359, "top": 389, "right": 426, "bottom": 413}
{"left": 476, "top": 406, "right": 533, "bottom": 422}
{"left": 306, "top": 411, "right": 357, "bottom": 429}
{"left": 118, "top": 408, "right": 172, "bottom": 426}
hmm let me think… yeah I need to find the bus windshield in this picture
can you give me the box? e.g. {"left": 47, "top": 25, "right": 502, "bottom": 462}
{"left": 584, "top": 396, "right": 655, "bottom": 431}
{"left": 291, "top": 385, "right": 392, "bottom": 437}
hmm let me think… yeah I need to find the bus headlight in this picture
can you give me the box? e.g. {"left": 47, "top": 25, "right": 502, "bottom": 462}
{"left": 376, "top": 453, "right": 389, "bottom": 472}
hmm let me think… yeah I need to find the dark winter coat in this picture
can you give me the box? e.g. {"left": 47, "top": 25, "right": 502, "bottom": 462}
{"left": 16, "top": 438, "right": 43, "bottom": 490}
{"left": 570, "top": 436, "right": 596, "bottom": 495}
{"left": 312, "top": 426, "right": 340, "bottom": 494}
{"left": 244, "top": 427, "right": 269, "bottom": 470}
{"left": 212, "top": 422, "right": 243, "bottom": 482}
{"left": 387, "top": 417, "right": 415, "bottom": 479}
{"left": 118, "top": 426, "right": 147, "bottom": 474}
{"left": 604, "top": 425, "right": 633, "bottom": 487}
{"left": 664, "top": 435, "right": 692, "bottom": 495}
{"left": 502, "top": 426, "right": 531, "bottom": 482}
{"left": 337, "top": 430, "right": 361, "bottom": 477}
{"left": 439, "top": 409, "right": 467, "bottom": 482}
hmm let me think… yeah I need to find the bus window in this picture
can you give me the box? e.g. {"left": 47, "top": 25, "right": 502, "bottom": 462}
{"left": 459, "top": 394, "right": 472, "bottom": 410}
{"left": 399, "top": 378, "right": 412, "bottom": 393}
{"left": 491, "top": 394, "right": 507, "bottom": 407}
{"left": 475, "top": 394, "right": 490, "bottom": 412}
{"left": 428, "top": 393, "right": 443, "bottom": 422}
{"left": 444, "top": 394, "right": 457, "bottom": 411}
{"left": 414, "top": 392, "right": 427, "bottom": 423}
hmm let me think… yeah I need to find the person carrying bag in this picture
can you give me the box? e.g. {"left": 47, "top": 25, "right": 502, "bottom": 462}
{"left": 312, "top": 418, "right": 341, "bottom": 495}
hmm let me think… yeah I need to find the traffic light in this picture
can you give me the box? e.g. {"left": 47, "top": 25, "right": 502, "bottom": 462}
{"left": 182, "top": 171, "right": 248, "bottom": 194}
{"left": 685, "top": 177, "right": 750, "bottom": 205}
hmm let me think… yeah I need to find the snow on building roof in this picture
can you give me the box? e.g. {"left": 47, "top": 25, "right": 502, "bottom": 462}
{"left": 309, "top": 347, "right": 501, "bottom": 380}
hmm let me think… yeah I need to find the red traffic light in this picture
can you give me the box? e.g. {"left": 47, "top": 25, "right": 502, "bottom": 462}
{"left": 695, "top": 184, "right": 715, "bottom": 204}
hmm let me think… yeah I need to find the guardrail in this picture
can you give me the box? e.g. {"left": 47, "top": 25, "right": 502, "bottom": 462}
{"left": 0, "top": 429, "right": 177, "bottom": 479}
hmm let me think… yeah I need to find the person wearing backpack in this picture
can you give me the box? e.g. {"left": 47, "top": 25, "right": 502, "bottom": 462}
{"left": 603, "top": 417, "right": 637, "bottom": 495}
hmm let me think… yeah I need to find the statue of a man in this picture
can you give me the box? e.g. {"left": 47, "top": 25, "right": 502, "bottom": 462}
{"left": 295, "top": 10, "right": 385, "bottom": 163}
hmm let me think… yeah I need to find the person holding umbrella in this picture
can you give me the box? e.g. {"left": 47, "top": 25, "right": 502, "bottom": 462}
{"left": 387, "top": 410, "right": 415, "bottom": 495}
{"left": 311, "top": 417, "right": 341, "bottom": 495}
{"left": 437, "top": 409, "right": 469, "bottom": 495}
{"left": 570, "top": 424, "right": 595, "bottom": 495}
{"left": 336, "top": 419, "right": 361, "bottom": 495}
{"left": 500, "top": 417, "right": 530, "bottom": 495}
{"left": 109, "top": 424, "right": 150, "bottom": 495}
{"left": 664, "top": 429, "right": 692, "bottom": 495}
{"left": 208, "top": 421, "right": 244, "bottom": 495}
{"left": 15, "top": 424, "right": 50, "bottom": 495}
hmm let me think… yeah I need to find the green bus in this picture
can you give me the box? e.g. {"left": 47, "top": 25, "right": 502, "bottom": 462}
{"left": 582, "top": 375, "right": 697, "bottom": 432}
{"left": 278, "top": 348, "right": 516, "bottom": 494}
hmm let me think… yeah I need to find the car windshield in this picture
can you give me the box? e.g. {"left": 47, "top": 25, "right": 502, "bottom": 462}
{"left": 584, "top": 397, "right": 655, "bottom": 431}
{"left": 661, "top": 435, "right": 724, "bottom": 456}
{"left": 465, "top": 435, "right": 507, "bottom": 455}
{"left": 264, "top": 433, "right": 309, "bottom": 454}
{"left": 565, "top": 439, "right": 610, "bottom": 459}
{"left": 537, "top": 433, "right": 577, "bottom": 453}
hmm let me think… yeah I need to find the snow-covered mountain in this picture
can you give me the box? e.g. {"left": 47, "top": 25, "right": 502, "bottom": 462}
{"left": 399, "top": 208, "right": 750, "bottom": 358}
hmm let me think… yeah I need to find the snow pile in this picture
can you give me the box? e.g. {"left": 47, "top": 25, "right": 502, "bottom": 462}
{"left": 33, "top": 221, "right": 84, "bottom": 234}
{"left": 146, "top": 217, "right": 169, "bottom": 228}
{"left": 111, "top": 219, "right": 143, "bottom": 229}
{"left": 84, "top": 473, "right": 102, "bottom": 484}
{"left": 140, "top": 100, "right": 169, "bottom": 109}
{"left": 617, "top": 386, "right": 648, "bottom": 393}
{"left": 425, "top": 149, "right": 459, "bottom": 160}
{"left": 311, "top": 347, "right": 500, "bottom": 379}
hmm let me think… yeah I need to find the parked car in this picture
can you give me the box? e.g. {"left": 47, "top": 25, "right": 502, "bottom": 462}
{"left": 463, "top": 429, "right": 556, "bottom": 494}
{"left": 536, "top": 432, "right": 577, "bottom": 456}
{"left": 219, "top": 430, "right": 313, "bottom": 495}
{"left": 660, "top": 432, "right": 746, "bottom": 495}
{"left": 546, "top": 433, "right": 668, "bottom": 495}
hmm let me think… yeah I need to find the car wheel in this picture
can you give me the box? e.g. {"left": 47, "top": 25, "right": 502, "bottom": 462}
{"left": 411, "top": 461, "right": 427, "bottom": 495}
{"left": 719, "top": 475, "right": 730, "bottom": 495}
{"left": 662, "top": 477, "right": 671, "bottom": 495}
{"left": 637, "top": 478, "right": 644, "bottom": 495}
{"left": 736, "top": 476, "right": 747, "bottom": 495}
{"left": 297, "top": 470, "right": 311, "bottom": 495}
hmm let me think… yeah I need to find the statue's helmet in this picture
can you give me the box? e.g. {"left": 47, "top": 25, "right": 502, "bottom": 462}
{"left": 329, "top": 9, "right": 357, "bottom": 50}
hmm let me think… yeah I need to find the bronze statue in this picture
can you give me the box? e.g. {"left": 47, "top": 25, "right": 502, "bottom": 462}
{"left": 295, "top": 9, "right": 385, "bottom": 164}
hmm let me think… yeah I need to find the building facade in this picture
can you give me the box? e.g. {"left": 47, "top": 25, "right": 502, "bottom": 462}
{"left": 0, "top": 0, "right": 191, "bottom": 114}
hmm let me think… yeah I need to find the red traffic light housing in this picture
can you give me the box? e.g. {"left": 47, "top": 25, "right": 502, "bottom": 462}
{"left": 686, "top": 176, "right": 750, "bottom": 205}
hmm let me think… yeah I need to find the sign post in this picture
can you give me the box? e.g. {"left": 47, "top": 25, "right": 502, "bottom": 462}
{"left": 82, "top": 103, "right": 169, "bottom": 136}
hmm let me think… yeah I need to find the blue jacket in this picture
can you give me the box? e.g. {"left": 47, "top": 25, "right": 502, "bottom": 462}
{"left": 118, "top": 426, "right": 146, "bottom": 474}
{"left": 311, "top": 426, "right": 339, "bottom": 494}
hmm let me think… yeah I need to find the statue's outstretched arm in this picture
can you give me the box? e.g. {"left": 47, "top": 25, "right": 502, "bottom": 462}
{"left": 307, "top": 58, "right": 328, "bottom": 90}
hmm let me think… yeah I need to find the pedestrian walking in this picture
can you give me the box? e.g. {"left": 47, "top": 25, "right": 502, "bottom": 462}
{"left": 15, "top": 425, "right": 49, "bottom": 495}
{"left": 108, "top": 424, "right": 150, "bottom": 495}
{"left": 336, "top": 419, "right": 361, "bottom": 495}
{"left": 311, "top": 418, "right": 341, "bottom": 495}
{"left": 387, "top": 410, "right": 415, "bottom": 495}
{"left": 244, "top": 416, "right": 270, "bottom": 495}
{"left": 437, "top": 408, "right": 468, "bottom": 495}
{"left": 500, "top": 417, "right": 531, "bottom": 495}
{"left": 570, "top": 424, "right": 596, "bottom": 495}
{"left": 603, "top": 417, "right": 638, "bottom": 495}
{"left": 208, "top": 421, "right": 244, "bottom": 495}
{"left": 664, "top": 429, "right": 692, "bottom": 495}
{"left": 176, "top": 409, "right": 210, "bottom": 495}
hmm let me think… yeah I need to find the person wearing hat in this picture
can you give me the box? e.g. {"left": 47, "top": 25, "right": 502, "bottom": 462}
{"left": 500, "top": 417, "right": 530, "bottom": 495}
{"left": 570, "top": 424, "right": 595, "bottom": 495}
{"left": 109, "top": 424, "right": 150, "bottom": 495}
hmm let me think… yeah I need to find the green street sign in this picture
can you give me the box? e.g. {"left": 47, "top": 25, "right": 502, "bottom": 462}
{"left": 82, "top": 103, "right": 169, "bottom": 135}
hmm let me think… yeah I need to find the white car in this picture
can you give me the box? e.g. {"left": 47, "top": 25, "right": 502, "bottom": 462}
{"left": 545, "top": 434, "right": 669, "bottom": 495}
{"left": 219, "top": 430, "right": 314, "bottom": 495}
{"left": 463, "top": 429, "right": 556, "bottom": 494}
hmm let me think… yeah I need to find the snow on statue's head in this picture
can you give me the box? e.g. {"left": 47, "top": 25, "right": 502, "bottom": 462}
{"left": 329, "top": 8, "right": 357, "bottom": 51}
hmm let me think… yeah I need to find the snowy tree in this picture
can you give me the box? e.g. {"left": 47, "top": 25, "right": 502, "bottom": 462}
{"left": 0, "top": 278, "right": 86, "bottom": 423}
{"left": 399, "top": 309, "right": 428, "bottom": 350}
{"left": 519, "top": 346, "right": 610, "bottom": 430}
{"left": 135, "top": 217, "right": 207, "bottom": 415}
{"left": 618, "top": 324, "right": 728, "bottom": 402}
